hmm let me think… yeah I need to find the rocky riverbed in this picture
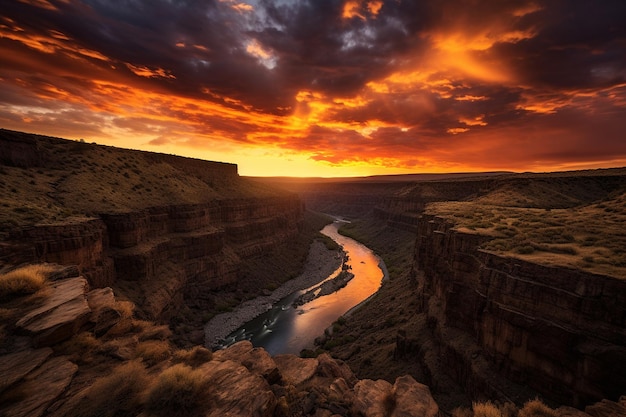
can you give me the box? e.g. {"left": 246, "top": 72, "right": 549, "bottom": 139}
{"left": 204, "top": 239, "right": 344, "bottom": 348}
{"left": 293, "top": 269, "right": 354, "bottom": 307}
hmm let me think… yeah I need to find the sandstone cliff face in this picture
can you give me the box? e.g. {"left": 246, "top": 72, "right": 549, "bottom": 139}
{"left": 412, "top": 215, "right": 626, "bottom": 407}
{"left": 0, "top": 130, "right": 304, "bottom": 321}
{"left": 1, "top": 196, "right": 303, "bottom": 320}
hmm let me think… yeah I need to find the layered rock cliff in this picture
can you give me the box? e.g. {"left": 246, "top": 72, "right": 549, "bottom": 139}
{"left": 0, "top": 129, "right": 304, "bottom": 325}
{"left": 412, "top": 215, "right": 626, "bottom": 407}
{"left": 303, "top": 170, "right": 626, "bottom": 413}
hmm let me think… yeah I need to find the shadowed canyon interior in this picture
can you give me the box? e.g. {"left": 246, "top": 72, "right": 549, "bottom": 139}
{"left": 1, "top": 129, "right": 625, "bottom": 417}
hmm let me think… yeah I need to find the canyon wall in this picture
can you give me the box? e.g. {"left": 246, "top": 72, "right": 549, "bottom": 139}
{"left": 1, "top": 197, "right": 303, "bottom": 319}
{"left": 412, "top": 215, "right": 626, "bottom": 407}
{"left": 0, "top": 130, "right": 304, "bottom": 321}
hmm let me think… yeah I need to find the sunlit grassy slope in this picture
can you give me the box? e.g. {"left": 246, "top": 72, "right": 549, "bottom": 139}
{"left": 426, "top": 174, "right": 626, "bottom": 278}
{"left": 0, "top": 130, "right": 286, "bottom": 236}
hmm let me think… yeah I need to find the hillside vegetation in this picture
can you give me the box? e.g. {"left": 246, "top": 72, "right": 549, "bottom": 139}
{"left": 426, "top": 176, "right": 626, "bottom": 278}
{"left": 0, "top": 129, "right": 284, "bottom": 236}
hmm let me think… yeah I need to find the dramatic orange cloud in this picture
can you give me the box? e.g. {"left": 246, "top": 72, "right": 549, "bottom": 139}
{"left": 1, "top": 0, "right": 625, "bottom": 176}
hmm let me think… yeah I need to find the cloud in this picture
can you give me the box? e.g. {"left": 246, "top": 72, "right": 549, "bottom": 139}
{"left": 1, "top": 0, "right": 625, "bottom": 175}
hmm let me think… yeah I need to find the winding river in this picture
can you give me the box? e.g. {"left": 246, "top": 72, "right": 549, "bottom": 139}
{"left": 218, "top": 220, "right": 386, "bottom": 355}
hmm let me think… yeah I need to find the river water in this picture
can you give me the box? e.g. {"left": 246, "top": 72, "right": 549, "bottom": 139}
{"left": 219, "top": 220, "right": 386, "bottom": 355}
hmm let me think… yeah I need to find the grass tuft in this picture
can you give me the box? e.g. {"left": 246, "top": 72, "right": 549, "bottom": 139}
{"left": 172, "top": 345, "right": 213, "bottom": 367}
{"left": 134, "top": 340, "right": 172, "bottom": 367}
{"left": 472, "top": 401, "right": 503, "bottom": 417}
{"left": 144, "top": 364, "right": 210, "bottom": 417}
{"left": 66, "top": 361, "right": 148, "bottom": 417}
{"left": 518, "top": 398, "right": 557, "bottom": 417}
{"left": 0, "top": 264, "right": 54, "bottom": 299}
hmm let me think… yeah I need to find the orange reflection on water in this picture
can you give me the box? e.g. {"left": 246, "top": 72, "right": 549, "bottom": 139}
{"left": 287, "top": 221, "right": 385, "bottom": 352}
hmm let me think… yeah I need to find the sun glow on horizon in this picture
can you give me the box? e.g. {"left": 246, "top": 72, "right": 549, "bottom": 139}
{"left": 1, "top": 0, "right": 625, "bottom": 177}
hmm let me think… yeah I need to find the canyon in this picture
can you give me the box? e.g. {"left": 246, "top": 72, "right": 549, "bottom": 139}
{"left": 1, "top": 129, "right": 626, "bottom": 416}
{"left": 306, "top": 168, "right": 626, "bottom": 414}
{"left": 0, "top": 129, "right": 307, "bottom": 335}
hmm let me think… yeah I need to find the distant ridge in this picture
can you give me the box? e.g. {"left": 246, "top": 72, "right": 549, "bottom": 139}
{"left": 249, "top": 167, "right": 626, "bottom": 184}
{"left": 247, "top": 171, "right": 513, "bottom": 184}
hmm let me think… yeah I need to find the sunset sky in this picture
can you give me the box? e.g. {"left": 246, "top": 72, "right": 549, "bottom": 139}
{"left": 1, "top": 0, "right": 625, "bottom": 177}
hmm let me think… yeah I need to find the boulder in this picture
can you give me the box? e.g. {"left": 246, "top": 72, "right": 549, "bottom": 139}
{"left": 585, "top": 398, "right": 626, "bottom": 417}
{"left": 352, "top": 379, "right": 393, "bottom": 417}
{"left": 87, "top": 287, "right": 121, "bottom": 336}
{"left": 273, "top": 354, "right": 318, "bottom": 387}
{"left": 391, "top": 375, "right": 439, "bottom": 417}
{"left": 316, "top": 353, "right": 357, "bottom": 386}
{"left": 16, "top": 278, "right": 92, "bottom": 346}
{"left": 213, "top": 341, "right": 281, "bottom": 384}
{"left": 558, "top": 406, "right": 593, "bottom": 416}
{"left": 0, "top": 348, "right": 52, "bottom": 393}
{"left": 199, "top": 359, "right": 276, "bottom": 417}
{"left": 0, "top": 356, "right": 77, "bottom": 417}
{"left": 327, "top": 378, "right": 355, "bottom": 408}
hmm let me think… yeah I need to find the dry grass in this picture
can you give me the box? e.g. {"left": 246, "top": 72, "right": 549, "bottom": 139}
{"left": 452, "top": 407, "right": 474, "bottom": 417}
{"left": 134, "top": 340, "right": 172, "bottom": 367}
{"left": 138, "top": 324, "right": 173, "bottom": 341}
{"left": 472, "top": 401, "right": 504, "bottom": 417}
{"left": 66, "top": 360, "right": 148, "bottom": 417}
{"left": 427, "top": 196, "right": 626, "bottom": 278}
{"left": 144, "top": 364, "right": 211, "bottom": 417}
{"left": 57, "top": 331, "right": 101, "bottom": 364}
{"left": 518, "top": 399, "right": 557, "bottom": 417}
{"left": 0, "top": 264, "right": 54, "bottom": 299}
{"left": 172, "top": 345, "right": 213, "bottom": 367}
{"left": 103, "top": 301, "right": 137, "bottom": 336}
{"left": 0, "top": 131, "right": 286, "bottom": 236}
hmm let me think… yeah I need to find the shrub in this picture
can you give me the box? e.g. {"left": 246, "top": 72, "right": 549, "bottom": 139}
{"left": 139, "top": 324, "right": 173, "bottom": 341}
{"left": 144, "top": 364, "right": 210, "bottom": 417}
{"left": 451, "top": 407, "right": 473, "bottom": 417}
{"left": 67, "top": 361, "right": 148, "bottom": 417}
{"left": 104, "top": 301, "right": 137, "bottom": 336}
{"left": 135, "top": 340, "right": 172, "bottom": 367}
{"left": 318, "top": 234, "right": 340, "bottom": 250}
{"left": 472, "top": 401, "right": 503, "bottom": 417}
{"left": 172, "top": 346, "right": 213, "bottom": 367}
{"left": 516, "top": 245, "right": 535, "bottom": 255}
{"left": 518, "top": 398, "right": 557, "bottom": 417}
{"left": 58, "top": 332, "right": 100, "bottom": 364}
{"left": 547, "top": 245, "right": 578, "bottom": 255}
{"left": 500, "top": 402, "right": 519, "bottom": 417}
{"left": 0, "top": 264, "right": 53, "bottom": 299}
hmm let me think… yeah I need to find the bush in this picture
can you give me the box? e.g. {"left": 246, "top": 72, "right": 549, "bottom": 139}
{"left": 58, "top": 332, "right": 100, "bottom": 364}
{"left": 134, "top": 340, "right": 172, "bottom": 367}
{"left": 518, "top": 398, "right": 557, "bottom": 417}
{"left": 139, "top": 324, "right": 173, "bottom": 341}
{"left": 172, "top": 346, "right": 213, "bottom": 367}
{"left": 516, "top": 245, "right": 535, "bottom": 255}
{"left": 67, "top": 361, "right": 148, "bottom": 417}
{"left": 472, "top": 401, "right": 503, "bottom": 417}
{"left": 0, "top": 264, "right": 52, "bottom": 299}
{"left": 318, "top": 234, "right": 340, "bottom": 250}
{"left": 451, "top": 407, "right": 473, "bottom": 417}
{"left": 144, "top": 364, "right": 210, "bottom": 417}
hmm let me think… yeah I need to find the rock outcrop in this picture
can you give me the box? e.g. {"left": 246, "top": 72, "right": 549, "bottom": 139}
{"left": 411, "top": 215, "right": 626, "bottom": 407}
{"left": 0, "top": 265, "right": 443, "bottom": 417}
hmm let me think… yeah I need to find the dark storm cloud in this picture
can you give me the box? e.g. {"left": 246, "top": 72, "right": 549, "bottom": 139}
{"left": 4, "top": 0, "right": 625, "bottom": 109}
{"left": 1, "top": 0, "right": 626, "bottom": 173}
{"left": 493, "top": 0, "right": 626, "bottom": 90}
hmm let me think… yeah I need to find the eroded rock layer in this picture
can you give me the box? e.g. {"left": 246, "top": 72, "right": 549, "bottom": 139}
{"left": 0, "top": 129, "right": 304, "bottom": 321}
{"left": 412, "top": 215, "right": 626, "bottom": 407}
